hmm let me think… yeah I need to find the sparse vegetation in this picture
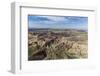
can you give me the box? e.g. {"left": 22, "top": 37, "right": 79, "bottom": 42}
{"left": 28, "top": 28, "right": 88, "bottom": 60}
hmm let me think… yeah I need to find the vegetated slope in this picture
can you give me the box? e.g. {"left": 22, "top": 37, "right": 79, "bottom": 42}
{"left": 28, "top": 29, "right": 88, "bottom": 60}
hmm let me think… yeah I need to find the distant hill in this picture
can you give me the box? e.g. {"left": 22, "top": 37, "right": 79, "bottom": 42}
{"left": 28, "top": 28, "right": 87, "bottom": 32}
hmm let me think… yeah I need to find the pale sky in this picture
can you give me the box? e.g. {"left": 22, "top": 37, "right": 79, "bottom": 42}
{"left": 28, "top": 15, "right": 88, "bottom": 30}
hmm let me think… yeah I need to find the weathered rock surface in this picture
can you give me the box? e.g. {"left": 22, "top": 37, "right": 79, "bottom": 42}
{"left": 28, "top": 30, "right": 88, "bottom": 60}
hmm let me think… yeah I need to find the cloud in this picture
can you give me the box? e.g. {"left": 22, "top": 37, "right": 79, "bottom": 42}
{"left": 38, "top": 16, "right": 67, "bottom": 22}
{"left": 28, "top": 15, "right": 88, "bottom": 30}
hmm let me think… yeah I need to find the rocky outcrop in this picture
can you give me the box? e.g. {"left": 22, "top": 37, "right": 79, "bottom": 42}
{"left": 28, "top": 30, "right": 88, "bottom": 60}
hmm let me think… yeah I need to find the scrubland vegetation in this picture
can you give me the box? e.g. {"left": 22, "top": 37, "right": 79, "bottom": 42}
{"left": 28, "top": 28, "right": 88, "bottom": 60}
